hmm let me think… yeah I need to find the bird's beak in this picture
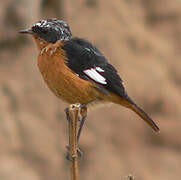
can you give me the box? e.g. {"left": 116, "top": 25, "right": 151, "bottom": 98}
{"left": 19, "top": 28, "right": 34, "bottom": 34}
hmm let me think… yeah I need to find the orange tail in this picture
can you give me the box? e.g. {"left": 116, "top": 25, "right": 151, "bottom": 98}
{"left": 121, "top": 97, "right": 160, "bottom": 132}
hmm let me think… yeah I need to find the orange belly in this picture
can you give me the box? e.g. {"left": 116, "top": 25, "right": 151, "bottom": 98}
{"left": 37, "top": 49, "right": 101, "bottom": 104}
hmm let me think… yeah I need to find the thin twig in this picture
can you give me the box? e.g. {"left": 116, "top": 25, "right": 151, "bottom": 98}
{"left": 67, "top": 103, "right": 80, "bottom": 180}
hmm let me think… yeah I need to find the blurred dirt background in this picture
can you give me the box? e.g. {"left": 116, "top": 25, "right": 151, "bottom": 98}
{"left": 0, "top": 0, "right": 181, "bottom": 179}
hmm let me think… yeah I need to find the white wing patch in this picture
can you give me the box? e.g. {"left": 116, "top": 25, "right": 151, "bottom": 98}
{"left": 96, "top": 67, "right": 104, "bottom": 72}
{"left": 83, "top": 68, "right": 107, "bottom": 84}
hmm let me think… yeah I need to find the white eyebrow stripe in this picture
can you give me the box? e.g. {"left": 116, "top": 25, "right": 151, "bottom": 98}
{"left": 96, "top": 67, "right": 104, "bottom": 72}
{"left": 83, "top": 68, "right": 107, "bottom": 84}
{"left": 42, "top": 20, "right": 47, "bottom": 26}
{"left": 34, "top": 22, "right": 41, "bottom": 26}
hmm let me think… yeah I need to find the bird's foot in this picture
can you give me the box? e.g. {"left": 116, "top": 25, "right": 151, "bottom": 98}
{"left": 65, "top": 145, "right": 83, "bottom": 161}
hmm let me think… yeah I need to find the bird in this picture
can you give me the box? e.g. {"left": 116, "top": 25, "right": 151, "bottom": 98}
{"left": 19, "top": 18, "right": 159, "bottom": 143}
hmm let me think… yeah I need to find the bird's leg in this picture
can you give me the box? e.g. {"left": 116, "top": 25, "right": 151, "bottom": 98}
{"left": 64, "top": 105, "right": 86, "bottom": 160}
{"left": 65, "top": 107, "right": 70, "bottom": 122}
{"left": 69, "top": 105, "right": 87, "bottom": 159}
{"left": 77, "top": 105, "right": 87, "bottom": 144}
{"left": 76, "top": 99, "right": 98, "bottom": 143}
{"left": 41, "top": 40, "right": 62, "bottom": 55}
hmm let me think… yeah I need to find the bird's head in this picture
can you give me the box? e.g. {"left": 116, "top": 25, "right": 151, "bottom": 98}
{"left": 19, "top": 18, "right": 72, "bottom": 49}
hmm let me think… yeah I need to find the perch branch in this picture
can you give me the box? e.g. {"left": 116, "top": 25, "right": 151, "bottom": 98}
{"left": 66, "top": 103, "right": 80, "bottom": 180}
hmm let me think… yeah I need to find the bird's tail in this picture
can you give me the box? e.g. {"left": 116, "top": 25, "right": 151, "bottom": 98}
{"left": 121, "top": 97, "right": 160, "bottom": 132}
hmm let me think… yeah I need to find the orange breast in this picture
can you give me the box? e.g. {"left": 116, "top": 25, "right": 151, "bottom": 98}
{"left": 37, "top": 48, "right": 100, "bottom": 104}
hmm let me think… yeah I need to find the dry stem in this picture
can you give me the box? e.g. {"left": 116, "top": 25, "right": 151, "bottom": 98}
{"left": 67, "top": 103, "right": 80, "bottom": 180}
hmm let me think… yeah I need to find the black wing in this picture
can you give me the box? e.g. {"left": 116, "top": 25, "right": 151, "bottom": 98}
{"left": 62, "top": 37, "right": 128, "bottom": 98}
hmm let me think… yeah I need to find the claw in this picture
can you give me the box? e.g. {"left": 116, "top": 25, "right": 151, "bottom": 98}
{"left": 65, "top": 145, "right": 83, "bottom": 161}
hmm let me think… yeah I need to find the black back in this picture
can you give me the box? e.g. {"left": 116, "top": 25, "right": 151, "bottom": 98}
{"left": 62, "top": 37, "right": 128, "bottom": 98}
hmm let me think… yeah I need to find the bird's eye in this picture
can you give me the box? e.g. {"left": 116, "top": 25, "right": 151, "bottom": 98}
{"left": 41, "top": 28, "right": 49, "bottom": 34}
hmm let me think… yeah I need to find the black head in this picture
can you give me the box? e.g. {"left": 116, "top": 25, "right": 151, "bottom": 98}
{"left": 19, "top": 18, "right": 72, "bottom": 43}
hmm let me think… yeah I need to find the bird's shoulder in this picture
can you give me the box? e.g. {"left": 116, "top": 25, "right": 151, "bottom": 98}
{"left": 62, "top": 37, "right": 106, "bottom": 63}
